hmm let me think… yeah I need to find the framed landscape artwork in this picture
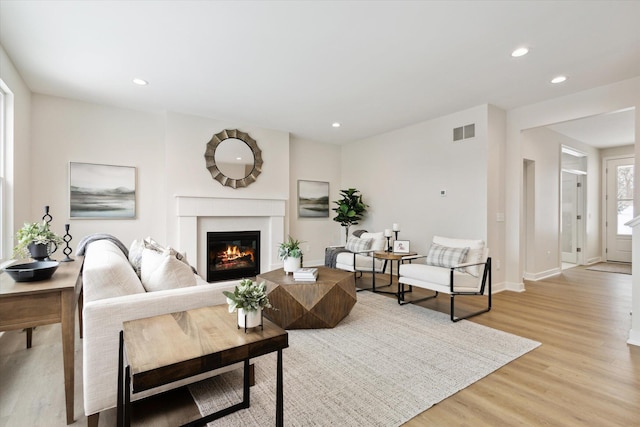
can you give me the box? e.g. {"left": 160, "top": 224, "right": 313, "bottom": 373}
{"left": 69, "top": 162, "right": 136, "bottom": 219}
{"left": 298, "top": 180, "right": 329, "bottom": 218}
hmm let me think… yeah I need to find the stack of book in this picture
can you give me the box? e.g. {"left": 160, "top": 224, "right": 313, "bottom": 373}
{"left": 293, "top": 267, "right": 318, "bottom": 282}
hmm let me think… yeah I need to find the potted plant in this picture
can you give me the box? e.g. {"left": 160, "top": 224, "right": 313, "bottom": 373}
{"left": 13, "top": 221, "right": 63, "bottom": 260}
{"left": 332, "top": 188, "right": 368, "bottom": 243}
{"left": 223, "top": 278, "right": 273, "bottom": 330}
{"left": 278, "top": 235, "right": 303, "bottom": 274}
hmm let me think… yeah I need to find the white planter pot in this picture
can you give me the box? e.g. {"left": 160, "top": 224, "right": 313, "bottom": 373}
{"left": 238, "top": 308, "right": 262, "bottom": 329}
{"left": 283, "top": 256, "right": 301, "bottom": 274}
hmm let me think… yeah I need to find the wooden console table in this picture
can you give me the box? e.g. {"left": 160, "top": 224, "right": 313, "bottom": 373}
{"left": 0, "top": 257, "right": 84, "bottom": 425}
{"left": 118, "top": 304, "right": 288, "bottom": 426}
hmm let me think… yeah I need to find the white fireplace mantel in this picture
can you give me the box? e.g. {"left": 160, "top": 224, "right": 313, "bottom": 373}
{"left": 175, "top": 196, "right": 286, "bottom": 280}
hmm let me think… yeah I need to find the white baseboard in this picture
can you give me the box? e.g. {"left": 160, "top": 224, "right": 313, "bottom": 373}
{"left": 523, "top": 268, "right": 561, "bottom": 282}
{"left": 586, "top": 256, "right": 602, "bottom": 265}
{"left": 503, "top": 281, "right": 526, "bottom": 292}
{"left": 627, "top": 328, "right": 640, "bottom": 347}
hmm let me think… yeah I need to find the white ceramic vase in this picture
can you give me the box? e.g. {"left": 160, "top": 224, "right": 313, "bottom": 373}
{"left": 283, "top": 256, "right": 301, "bottom": 274}
{"left": 238, "top": 308, "right": 262, "bottom": 329}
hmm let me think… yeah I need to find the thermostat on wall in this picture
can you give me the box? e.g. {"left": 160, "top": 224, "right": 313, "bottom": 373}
{"left": 440, "top": 190, "right": 447, "bottom": 197}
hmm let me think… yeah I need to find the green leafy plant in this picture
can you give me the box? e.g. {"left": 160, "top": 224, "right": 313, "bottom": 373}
{"left": 223, "top": 279, "right": 273, "bottom": 313}
{"left": 278, "top": 235, "right": 303, "bottom": 259}
{"left": 332, "top": 188, "right": 368, "bottom": 241}
{"left": 13, "top": 221, "right": 63, "bottom": 259}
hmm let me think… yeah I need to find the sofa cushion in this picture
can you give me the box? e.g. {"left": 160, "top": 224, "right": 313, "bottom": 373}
{"left": 360, "top": 232, "right": 385, "bottom": 252}
{"left": 83, "top": 240, "right": 146, "bottom": 303}
{"left": 433, "top": 236, "right": 485, "bottom": 276}
{"left": 345, "top": 236, "right": 373, "bottom": 253}
{"left": 425, "top": 243, "right": 470, "bottom": 269}
{"left": 141, "top": 248, "right": 197, "bottom": 292}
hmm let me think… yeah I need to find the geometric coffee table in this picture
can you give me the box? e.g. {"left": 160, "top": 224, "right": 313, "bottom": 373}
{"left": 258, "top": 267, "right": 356, "bottom": 329}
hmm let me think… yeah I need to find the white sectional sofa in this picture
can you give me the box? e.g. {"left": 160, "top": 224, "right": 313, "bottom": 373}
{"left": 81, "top": 238, "right": 240, "bottom": 426}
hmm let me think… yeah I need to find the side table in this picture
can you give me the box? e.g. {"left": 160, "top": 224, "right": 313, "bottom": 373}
{"left": 118, "top": 304, "right": 288, "bottom": 427}
{"left": 371, "top": 251, "right": 416, "bottom": 304}
{"left": 0, "top": 257, "right": 84, "bottom": 425}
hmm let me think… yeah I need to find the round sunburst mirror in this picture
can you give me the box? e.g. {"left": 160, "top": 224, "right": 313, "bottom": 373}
{"left": 204, "top": 129, "right": 263, "bottom": 188}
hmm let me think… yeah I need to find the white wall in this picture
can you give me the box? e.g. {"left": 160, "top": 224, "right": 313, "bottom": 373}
{"left": 163, "top": 111, "right": 290, "bottom": 250}
{"left": 289, "top": 136, "right": 342, "bottom": 266}
{"left": 30, "top": 95, "right": 166, "bottom": 247}
{"left": 521, "top": 126, "right": 600, "bottom": 278}
{"left": 340, "top": 104, "right": 493, "bottom": 276}
{"left": 506, "top": 76, "right": 640, "bottom": 289}
{"left": 0, "top": 44, "right": 31, "bottom": 258}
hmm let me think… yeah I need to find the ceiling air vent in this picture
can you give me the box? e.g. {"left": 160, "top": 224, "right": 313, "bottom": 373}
{"left": 453, "top": 123, "right": 475, "bottom": 142}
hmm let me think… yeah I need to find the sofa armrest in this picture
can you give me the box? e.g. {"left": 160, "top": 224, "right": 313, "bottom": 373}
{"left": 83, "top": 282, "right": 236, "bottom": 416}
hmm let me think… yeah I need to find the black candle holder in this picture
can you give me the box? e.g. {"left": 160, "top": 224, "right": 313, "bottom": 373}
{"left": 393, "top": 230, "right": 400, "bottom": 240}
{"left": 385, "top": 236, "right": 392, "bottom": 252}
{"left": 42, "top": 205, "right": 53, "bottom": 224}
{"left": 61, "top": 223, "right": 74, "bottom": 262}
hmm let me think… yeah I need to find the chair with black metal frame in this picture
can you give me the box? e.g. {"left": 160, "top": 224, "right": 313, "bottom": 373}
{"left": 397, "top": 236, "right": 491, "bottom": 322}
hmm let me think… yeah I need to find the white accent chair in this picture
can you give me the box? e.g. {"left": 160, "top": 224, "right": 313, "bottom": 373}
{"left": 333, "top": 231, "right": 388, "bottom": 278}
{"left": 398, "top": 236, "right": 491, "bottom": 322}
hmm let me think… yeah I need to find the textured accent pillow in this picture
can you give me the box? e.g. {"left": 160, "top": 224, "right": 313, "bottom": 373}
{"left": 128, "top": 238, "right": 145, "bottom": 277}
{"left": 360, "top": 232, "right": 385, "bottom": 252}
{"left": 345, "top": 236, "right": 374, "bottom": 253}
{"left": 433, "top": 236, "right": 485, "bottom": 276}
{"left": 425, "top": 244, "right": 470, "bottom": 269}
{"left": 140, "top": 248, "right": 196, "bottom": 292}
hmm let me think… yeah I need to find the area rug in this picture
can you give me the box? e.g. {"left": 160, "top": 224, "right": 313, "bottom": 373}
{"left": 586, "top": 262, "right": 632, "bottom": 275}
{"left": 189, "top": 292, "right": 540, "bottom": 426}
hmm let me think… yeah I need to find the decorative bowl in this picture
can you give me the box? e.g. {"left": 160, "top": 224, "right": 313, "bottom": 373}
{"left": 3, "top": 261, "right": 60, "bottom": 282}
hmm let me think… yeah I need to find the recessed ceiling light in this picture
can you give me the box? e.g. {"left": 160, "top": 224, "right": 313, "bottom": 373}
{"left": 551, "top": 75, "right": 567, "bottom": 84}
{"left": 332, "top": 122, "right": 341, "bottom": 128}
{"left": 236, "top": 157, "right": 242, "bottom": 161}
{"left": 132, "top": 78, "right": 148, "bottom": 86}
{"left": 511, "top": 47, "right": 529, "bottom": 57}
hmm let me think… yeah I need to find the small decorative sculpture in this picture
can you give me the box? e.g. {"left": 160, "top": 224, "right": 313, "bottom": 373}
{"left": 61, "top": 223, "right": 74, "bottom": 262}
{"left": 42, "top": 205, "right": 53, "bottom": 224}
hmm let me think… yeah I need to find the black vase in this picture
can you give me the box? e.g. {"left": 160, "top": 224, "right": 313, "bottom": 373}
{"left": 28, "top": 242, "right": 56, "bottom": 261}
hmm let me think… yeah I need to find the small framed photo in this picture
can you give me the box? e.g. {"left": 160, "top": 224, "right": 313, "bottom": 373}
{"left": 393, "top": 240, "right": 410, "bottom": 254}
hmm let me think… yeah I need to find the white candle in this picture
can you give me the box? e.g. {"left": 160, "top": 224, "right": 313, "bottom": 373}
{"left": 392, "top": 223, "right": 400, "bottom": 231}
{"left": 384, "top": 229, "right": 392, "bottom": 237}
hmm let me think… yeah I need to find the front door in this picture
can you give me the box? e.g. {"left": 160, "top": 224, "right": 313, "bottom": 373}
{"left": 605, "top": 157, "right": 634, "bottom": 263}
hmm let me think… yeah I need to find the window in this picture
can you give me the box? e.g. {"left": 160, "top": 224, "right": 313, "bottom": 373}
{"left": 617, "top": 164, "right": 634, "bottom": 235}
{"left": 0, "top": 80, "right": 10, "bottom": 261}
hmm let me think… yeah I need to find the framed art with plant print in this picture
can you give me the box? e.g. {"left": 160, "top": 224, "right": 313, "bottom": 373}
{"left": 69, "top": 162, "right": 136, "bottom": 219}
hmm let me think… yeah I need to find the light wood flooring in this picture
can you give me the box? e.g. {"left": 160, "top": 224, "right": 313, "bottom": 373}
{"left": 0, "top": 266, "right": 638, "bottom": 426}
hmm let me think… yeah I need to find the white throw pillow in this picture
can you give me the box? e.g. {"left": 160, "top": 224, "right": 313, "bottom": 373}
{"left": 432, "top": 236, "right": 485, "bottom": 277}
{"left": 360, "top": 232, "right": 385, "bottom": 252}
{"left": 425, "top": 243, "right": 470, "bottom": 269}
{"left": 128, "top": 238, "right": 145, "bottom": 277}
{"left": 345, "top": 236, "right": 374, "bottom": 253}
{"left": 141, "top": 248, "right": 196, "bottom": 292}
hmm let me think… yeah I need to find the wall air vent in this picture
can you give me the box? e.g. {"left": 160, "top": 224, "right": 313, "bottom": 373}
{"left": 453, "top": 123, "right": 475, "bottom": 142}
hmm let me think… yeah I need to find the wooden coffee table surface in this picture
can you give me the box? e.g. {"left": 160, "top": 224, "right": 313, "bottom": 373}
{"left": 258, "top": 267, "right": 356, "bottom": 329}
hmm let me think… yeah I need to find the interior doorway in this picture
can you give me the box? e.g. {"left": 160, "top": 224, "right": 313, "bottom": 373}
{"left": 561, "top": 146, "right": 587, "bottom": 268}
{"left": 605, "top": 156, "right": 634, "bottom": 263}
